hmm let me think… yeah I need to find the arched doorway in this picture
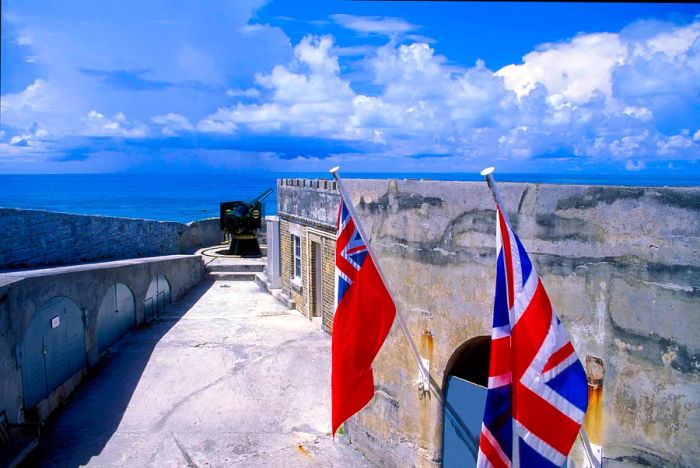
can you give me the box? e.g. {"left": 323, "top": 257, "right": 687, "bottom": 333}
{"left": 143, "top": 275, "right": 170, "bottom": 321}
{"left": 97, "top": 283, "right": 136, "bottom": 354}
{"left": 20, "top": 297, "right": 87, "bottom": 409}
{"left": 442, "top": 335, "right": 491, "bottom": 467}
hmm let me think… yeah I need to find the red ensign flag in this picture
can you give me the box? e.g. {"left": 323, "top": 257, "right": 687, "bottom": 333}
{"left": 332, "top": 196, "right": 396, "bottom": 436}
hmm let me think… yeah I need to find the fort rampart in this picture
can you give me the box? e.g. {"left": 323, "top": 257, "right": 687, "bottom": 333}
{"left": 0, "top": 208, "right": 221, "bottom": 270}
{"left": 0, "top": 255, "right": 204, "bottom": 424}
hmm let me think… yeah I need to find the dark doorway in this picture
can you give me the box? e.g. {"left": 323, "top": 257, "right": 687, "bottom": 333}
{"left": 442, "top": 335, "right": 491, "bottom": 467}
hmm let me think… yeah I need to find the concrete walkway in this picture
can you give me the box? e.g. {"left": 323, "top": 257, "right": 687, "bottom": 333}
{"left": 35, "top": 280, "right": 371, "bottom": 467}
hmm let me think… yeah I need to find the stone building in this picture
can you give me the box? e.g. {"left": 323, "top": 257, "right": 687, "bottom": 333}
{"left": 271, "top": 177, "right": 700, "bottom": 467}
{"left": 273, "top": 178, "right": 340, "bottom": 332}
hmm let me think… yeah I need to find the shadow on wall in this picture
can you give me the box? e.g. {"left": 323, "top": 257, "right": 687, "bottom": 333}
{"left": 28, "top": 281, "right": 213, "bottom": 467}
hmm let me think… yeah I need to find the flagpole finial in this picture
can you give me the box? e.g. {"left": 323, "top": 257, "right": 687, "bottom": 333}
{"left": 480, "top": 166, "right": 495, "bottom": 177}
{"left": 329, "top": 166, "right": 341, "bottom": 174}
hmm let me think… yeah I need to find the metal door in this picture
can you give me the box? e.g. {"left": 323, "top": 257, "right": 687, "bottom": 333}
{"left": 97, "top": 283, "right": 135, "bottom": 353}
{"left": 442, "top": 375, "right": 488, "bottom": 467}
{"left": 20, "top": 297, "right": 86, "bottom": 409}
{"left": 144, "top": 275, "right": 170, "bottom": 321}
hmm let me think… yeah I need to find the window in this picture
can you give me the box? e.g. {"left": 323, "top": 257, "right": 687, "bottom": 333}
{"left": 293, "top": 234, "right": 302, "bottom": 280}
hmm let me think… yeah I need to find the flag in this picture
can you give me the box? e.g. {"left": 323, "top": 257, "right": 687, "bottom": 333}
{"left": 477, "top": 207, "right": 589, "bottom": 467}
{"left": 332, "top": 196, "right": 396, "bottom": 436}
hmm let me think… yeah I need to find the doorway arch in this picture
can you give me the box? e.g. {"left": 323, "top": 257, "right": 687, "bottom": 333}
{"left": 20, "top": 296, "right": 87, "bottom": 409}
{"left": 442, "top": 335, "right": 491, "bottom": 467}
{"left": 143, "top": 275, "right": 171, "bottom": 321}
{"left": 97, "top": 283, "right": 136, "bottom": 354}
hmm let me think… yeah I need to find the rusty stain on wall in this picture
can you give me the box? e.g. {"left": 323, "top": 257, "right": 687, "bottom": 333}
{"left": 419, "top": 328, "right": 434, "bottom": 446}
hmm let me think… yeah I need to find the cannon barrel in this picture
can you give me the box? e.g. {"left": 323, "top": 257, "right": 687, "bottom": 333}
{"left": 250, "top": 188, "right": 273, "bottom": 204}
{"left": 219, "top": 187, "right": 273, "bottom": 257}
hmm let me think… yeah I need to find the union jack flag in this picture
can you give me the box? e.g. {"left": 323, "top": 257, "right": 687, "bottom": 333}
{"left": 335, "top": 199, "right": 369, "bottom": 305}
{"left": 332, "top": 196, "right": 395, "bottom": 436}
{"left": 477, "top": 207, "right": 589, "bottom": 467}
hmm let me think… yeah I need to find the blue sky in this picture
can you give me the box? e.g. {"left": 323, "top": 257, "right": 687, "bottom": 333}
{"left": 1, "top": 1, "right": 699, "bottom": 175}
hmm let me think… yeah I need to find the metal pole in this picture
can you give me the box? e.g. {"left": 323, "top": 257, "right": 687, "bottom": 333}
{"left": 480, "top": 166, "right": 511, "bottom": 225}
{"left": 480, "top": 166, "right": 601, "bottom": 468}
{"left": 330, "top": 167, "right": 442, "bottom": 401}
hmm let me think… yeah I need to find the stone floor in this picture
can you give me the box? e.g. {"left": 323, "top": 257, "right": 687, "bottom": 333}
{"left": 33, "top": 280, "right": 371, "bottom": 467}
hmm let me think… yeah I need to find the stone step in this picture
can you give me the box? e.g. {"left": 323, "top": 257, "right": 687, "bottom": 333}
{"left": 255, "top": 273, "right": 295, "bottom": 310}
{"left": 255, "top": 272, "right": 272, "bottom": 292}
{"left": 272, "top": 290, "right": 296, "bottom": 310}
{"left": 206, "top": 271, "right": 257, "bottom": 281}
{"left": 207, "top": 263, "right": 265, "bottom": 273}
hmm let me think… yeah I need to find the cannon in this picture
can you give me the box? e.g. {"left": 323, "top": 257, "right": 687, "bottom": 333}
{"left": 219, "top": 188, "right": 273, "bottom": 257}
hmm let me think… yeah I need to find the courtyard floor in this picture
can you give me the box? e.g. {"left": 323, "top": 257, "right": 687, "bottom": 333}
{"left": 34, "top": 280, "right": 370, "bottom": 467}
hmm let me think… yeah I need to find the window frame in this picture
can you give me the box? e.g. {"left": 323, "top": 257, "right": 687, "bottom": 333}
{"left": 292, "top": 234, "right": 302, "bottom": 281}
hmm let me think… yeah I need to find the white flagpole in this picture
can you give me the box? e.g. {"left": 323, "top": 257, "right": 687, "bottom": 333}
{"left": 480, "top": 166, "right": 601, "bottom": 468}
{"left": 330, "top": 166, "right": 442, "bottom": 402}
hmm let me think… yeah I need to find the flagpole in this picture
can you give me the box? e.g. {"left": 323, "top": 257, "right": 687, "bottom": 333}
{"left": 330, "top": 167, "right": 442, "bottom": 402}
{"left": 480, "top": 166, "right": 601, "bottom": 468}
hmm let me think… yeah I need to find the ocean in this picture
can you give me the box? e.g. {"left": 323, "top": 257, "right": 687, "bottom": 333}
{"left": 0, "top": 172, "right": 697, "bottom": 223}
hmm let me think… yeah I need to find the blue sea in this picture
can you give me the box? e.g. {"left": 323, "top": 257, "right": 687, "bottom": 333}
{"left": 0, "top": 172, "right": 697, "bottom": 223}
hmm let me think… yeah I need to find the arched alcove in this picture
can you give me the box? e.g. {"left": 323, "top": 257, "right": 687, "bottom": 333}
{"left": 97, "top": 283, "right": 136, "bottom": 354}
{"left": 443, "top": 335, "right": 491, "bottom": 389}
{"left": 442, "top": 335, "right": 491, "bottom": 467}
{"left": 21, "top": 296, "right": 87, "bottom": 409}
{"left": 143, "top": 274, "right": 171, "bottom": 321}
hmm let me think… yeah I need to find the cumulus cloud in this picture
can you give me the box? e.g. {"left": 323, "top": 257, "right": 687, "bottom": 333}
{"left": 199, "top": 36, "right": 354, "bottom": 137}
{"left": 196, "top": 19, "right": 700, "bottom": 167}
{"left": 497, "top": 33, "right": 625, "bottom": 104}
{"left": 4, "top": 6, "right": 699, "bottom": 172}
{"left": 0, "top": 79, "right": 60, "bottom": 128}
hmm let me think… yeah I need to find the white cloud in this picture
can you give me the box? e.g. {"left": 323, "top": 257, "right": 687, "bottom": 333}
{"left": 496, "top": 32, "right": 626, "bottom": 104}
{"left": 331, "top": 14, "right": 418, "bottom": 35}
{"left": 151, "top": 113, "right": 194, "bottom": 136}
{"left": 657, "top": 133, "right": 696, "bottom": 156}
{"left": 623, "top": 106, "right": 653, "bottom": 121}
{"left": 196, "top": 20, "right": 700, "bottom": 165}
{"left": 199, "top": 36, "right": 355, "bottom": 137}
{"left": 225, "top": 87, "right": 260, "bottom": 98}
{"left": 0, "top": 79, "right": 60, "bottom": 128}
{"left": 84, "top": 110, "right": 148, "bottom": 137}
{"left": 4, "top": 7, "right": 699, "bottom": 171}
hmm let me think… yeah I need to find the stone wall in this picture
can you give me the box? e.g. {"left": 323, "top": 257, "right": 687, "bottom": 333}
{"left": 0, "top": 208, "right": 222, "bottom": 270}
{"left": 277, "top": 178, "right": 700, "bottom": 467}
{"left": 0, "top": 254, "right": 204, "bottom": 423}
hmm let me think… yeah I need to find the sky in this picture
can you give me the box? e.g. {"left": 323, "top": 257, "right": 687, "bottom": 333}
{"left": 1, "top": 1, "right": 699, "bottom": 175}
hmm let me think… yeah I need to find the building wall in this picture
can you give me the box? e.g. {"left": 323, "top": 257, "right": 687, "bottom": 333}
{"left": 320, "top": 235, "right": 336, "bottom": 333}
{"left": 0, "top": 208, "right": 222, "bottom": 270}
{"left": 277, "top": 179, "right": 337, "bottom": 332}
{"left": 277, "top": 177, "right": 700, "bottom": 467}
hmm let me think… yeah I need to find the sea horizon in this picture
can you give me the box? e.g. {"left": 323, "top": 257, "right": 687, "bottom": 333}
{"left": 1, "top": 171, "right": 698, "bottom": 223}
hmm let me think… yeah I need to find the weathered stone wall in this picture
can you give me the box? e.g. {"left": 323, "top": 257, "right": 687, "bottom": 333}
{"left": 278, "top": 178, "right": 700, "bottom": 467}
{"left": 0, "top": 255, "right": 204, "bottom": 423}
{"left": 0, "top": 208, "right": 222, "bottom": 270}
